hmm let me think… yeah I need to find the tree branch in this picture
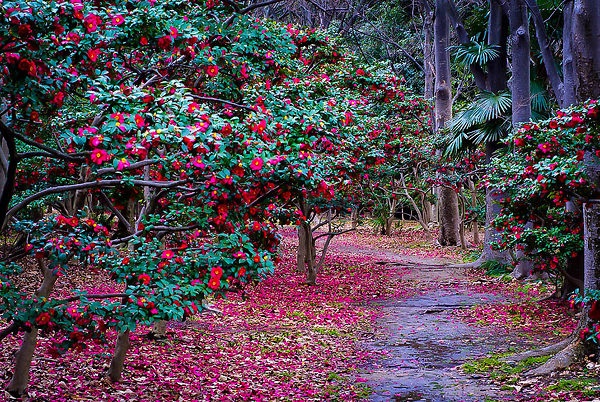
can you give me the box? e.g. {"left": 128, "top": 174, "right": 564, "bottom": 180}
{"left": 190, "top": 95, "right": 256, "bottom": 111}
{"left": 523, "top": 0, "right": 564, "bottom": 106}
{"left": 5, "top": 179, "right": 191, "bottom": 222}
{"left": 446, "top": 0, "right": 488, "bottom": 89}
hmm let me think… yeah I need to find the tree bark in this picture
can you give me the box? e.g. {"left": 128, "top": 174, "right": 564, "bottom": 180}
{"left": 563, "top": 1, "right": 577, "bottom": 106}
{"left": 524, "top": 0, "right": 566, "bottom": 106}
{"left": 7, "top": 260, "right": 57, "bottom": 396}
{"left": 108, "top": 330, "right": 131, "bottom": 382}
{"left": 572, "top": 0, "right": 600, "bottom": 101}
{"left": 421, "top": 0, "right": 435, "bottom": 100}
{"left": 435, "top": 0, "right": 461, "bottom": 246}
{"left": 510, "top": 2, "right": 534, "bottom": 282}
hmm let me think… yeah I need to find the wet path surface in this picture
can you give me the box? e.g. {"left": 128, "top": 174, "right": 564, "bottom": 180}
{"left": 360, "top": 264, "right": 516, "bottom": 402}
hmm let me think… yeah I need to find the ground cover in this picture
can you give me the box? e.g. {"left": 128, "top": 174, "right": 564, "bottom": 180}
{"left": 1, "top": 224, "right": 597, "bottom": 401}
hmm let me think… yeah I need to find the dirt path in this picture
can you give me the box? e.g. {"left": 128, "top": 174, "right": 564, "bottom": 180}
{"left": 334, "top": 244, "right": 520, "bottom": 401}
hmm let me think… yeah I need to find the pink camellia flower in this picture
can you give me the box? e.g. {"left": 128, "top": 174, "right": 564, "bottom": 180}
{"left": 84, "top": 14, "right": 102, "bottom": 33}
{"left": 191, "top": 156, "right": 205, "bottom": 169}
{"left": 89, "top": 135, "right": 104, "bottom": 147}
{"left": 161, "top": 249, "right": 174, "bottom": 259}
{"left": 111, "top": 14, "right": 125, "bottom": 25}
{"left": 116, "top": 158, "right": 130, "bottom": 171}
{"left": 233, "top": 250, "right": 246, "bottom": 259}
{"left": 90, "top": 149, "right": 110, "bottom": 164}
{"left": 250, "top": 157, "right": 263, "bottom": 171}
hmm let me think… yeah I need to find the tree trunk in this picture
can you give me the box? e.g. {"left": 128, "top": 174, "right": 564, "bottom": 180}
{"left": 350, "top": 205, "right": 359, "bottom": 229}
{"left": 468, "top": 179, "right": 480, "bottom": 245}
{"left": 509, "top": 0, "right": 531, "bottom": 124}
{"left": 297, "top": 223, "right": 308, "bottom": 273}
{"left": 108, "top": 330, "right": 131, "bottom": 382}
{"left": 303, "top": 220, "right": 317, "bottom": 285}
{"left": 421, "top": 0, "right": 435, "bottom": 100}
{"left": 481, "top": 186, "right": 513, "bottom": 265}
{"left": 434, "top": 0, "right": 461, "bottom": 246}
{"left": 509, "top": 0, "right": 533, "bottom": 278}
{"left": 572, "top": 0, "right": 600, "bottom": 101}
{"left": 7, "top": 260, "right": 57, "bottom": 396}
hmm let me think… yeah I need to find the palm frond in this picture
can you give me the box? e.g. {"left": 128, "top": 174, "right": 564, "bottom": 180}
{"left": 450, "top": 41, "right": 501, "bottom": 67}
{"left": 449, "top": 91, "right": 511, "bottom": 132}
{"left": 530, "top": 81, "right": 549, "bottom": 114}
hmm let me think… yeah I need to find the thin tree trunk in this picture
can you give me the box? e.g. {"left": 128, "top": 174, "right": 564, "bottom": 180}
{"left": 7, "top": 260, "right": 57, "bottom": 396}
{"left": 108, "top": 330, "right": 131, "bottom": 382}
{"left": 562, "top": 1, "right": 577, "bottom": 106}
{"left": 421, "top": 0, "right": 435, "bottom": 100}
{"left": 351, "top": 206, "right": 359, "bottom": 229}
{"left": 435, "top": 0, "right": 461, "bottom": 246}
{"left": 510, "top": 0, "right": 533, "bottom": 278}
{"left": 468, "top": 179, "right": 480, "bottom": 245}
{"left": 297, "top": 223, "right": 308, "bottom": 272}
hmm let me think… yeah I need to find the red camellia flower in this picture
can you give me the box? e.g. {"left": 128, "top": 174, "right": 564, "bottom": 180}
{"left": 17, "top": 24, "right": 33, "bottom": 38}
{"left": 138, "top": 273, "right": 151, "bottom": 285}
{"left": 251, "top": 119, "right": 267, "bottom": 134}
{"left": 210, "top": 266, "right": 223, "bottom": 278}
{"left": 90, "top": 149, "right": 110, "bottom": 164}
{"left": 51, "top": 91, "right": 65, "bottom": 107}
{"left": 87, "top": 48, "right": 101, "bottom": 62}
{"left": 17, "top": 58, "right": 36, "bottom": 76}
{"left": 250, "top": 157, "right": 263, "bottom": 171}
{"left": 514, "top": 137, "right": 525, "bottom": 147}
{"left": 35, "top": 312, "right": 51, "bottom": 326}
{"left": 206, "top": 65, "right": 219, "bottom": 77}
{"left": 208, "top": 276, "right": 220, "bottom": 290}
{"left": 157, "top": 35, "right": 172, "bottom": 50}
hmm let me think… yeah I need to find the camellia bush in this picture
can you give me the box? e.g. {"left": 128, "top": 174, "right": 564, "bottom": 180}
{"left": 487, "top": 100, "right": 600, "bottom": 339}
{"left": 488, "top": 101, "right": 600, "bottom": 271}
{"left": 0, "top": 0, "right": 427, "bottom": 395}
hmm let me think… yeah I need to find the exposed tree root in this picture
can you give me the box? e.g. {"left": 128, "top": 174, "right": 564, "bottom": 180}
{"left": 503, "top": 316, "right": 587, "bottom": 377}
{"left": 526, "top": 339, "right": 583, "bottom": 376}
{"left": 502, "top": 335, "right": 576, "bottom": 363}
{"left": 445, "top": 259, "right": 483, "bottom": 269}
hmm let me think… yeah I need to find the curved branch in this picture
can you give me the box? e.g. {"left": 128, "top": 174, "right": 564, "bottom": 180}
{"left": 5, "top": 179, "right": 191, "bottom": 222}
{"left": 112, "top": 223, "right": 200, "bottom": 244}
{"left": 96, "top": 159, "right": 161, "bottom": 176}
{"left": 0, "top": 321, "right": 19, "bottom": 342}
{"left": 224, "top": 0, "right": 286, "bottom": 25}
{"left": 12, "top": 130, "right": 87, "bottom": 162}
{"left": 190, "top": 95, "right": 256, "bottom": 111}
